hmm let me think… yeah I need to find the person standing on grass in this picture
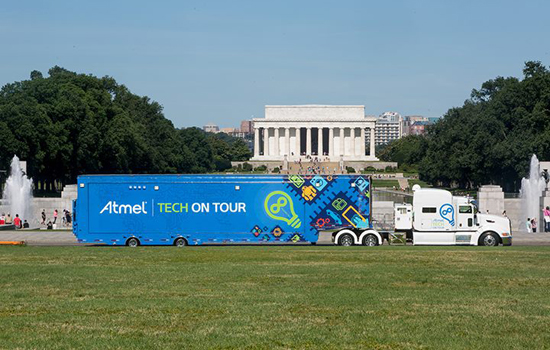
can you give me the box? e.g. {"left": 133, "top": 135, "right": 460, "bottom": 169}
{"left": 544, "top": 206, "right": 550, "bottom": 232}
{"left": 53, "top": 209, "right": 58, "bottom": 224}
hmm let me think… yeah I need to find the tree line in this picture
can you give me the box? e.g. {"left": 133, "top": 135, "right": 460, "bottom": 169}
{"left": 0, "top": 67, "right": 251, "bottom": 188}
{"left": 379, "top": 61, "right": 550, "bottom": 191}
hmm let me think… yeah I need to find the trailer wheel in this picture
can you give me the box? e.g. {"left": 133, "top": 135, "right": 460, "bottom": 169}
{"left": 479, "top": 232, "right": 499, "bottom": 247}
{"left": 174, "top": 237, "right": 187, "bottom": 247}
{"left": 363, "top": 234, "right": 379, "bottom": 247}
{"left": 338, "top": 234, "right": 354, "bottom": 247}
{"left": 126, "top": 237, "right": 140, "bottom": 247}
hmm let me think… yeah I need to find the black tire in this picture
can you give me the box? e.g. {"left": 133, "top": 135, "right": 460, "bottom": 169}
{"left": 479, "top": 232, "right": 499, "bottom": 247}
{"left": 126, "top": 237, "right": 140, "bottom": 247}
{"left": 338, "top": 234, "right": 354, "bottom": 246}
{"left": 363, "top": 234, "right": 379, "bottom": 247}
{"left": 174, "top": 237, "right": 187, "bottom": 247}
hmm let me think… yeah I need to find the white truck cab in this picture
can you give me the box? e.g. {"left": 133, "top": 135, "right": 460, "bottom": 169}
{"left": 394, "top": 186, "right": 512, "bottom": 246}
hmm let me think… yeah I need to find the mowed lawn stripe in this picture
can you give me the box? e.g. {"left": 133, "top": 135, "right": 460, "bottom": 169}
{"left": 0, "top": 246, "right": 549, "bottom": 349}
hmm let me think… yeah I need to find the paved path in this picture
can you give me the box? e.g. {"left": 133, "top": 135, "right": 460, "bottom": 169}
{"left": 1, "top": 230, "right": 550, "bottom": 246}
{"left": 0, "top": 230, "right": 79, "bottom": 246}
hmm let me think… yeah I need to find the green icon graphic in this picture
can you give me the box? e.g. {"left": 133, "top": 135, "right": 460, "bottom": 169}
{"left": 289, "top": 175, "right": 305, "bottom": 188}
{"left": 264, "top": 191, "right": 301, "bottom": 229}
{"left": 332, "top": 198, "right": 347, "bottom": 211}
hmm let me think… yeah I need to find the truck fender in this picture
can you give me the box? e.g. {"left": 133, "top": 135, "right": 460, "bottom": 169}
{"left": 333, "top": 229, "right": 358, "bottom": 245}
{"left": 358, "top": 230, "right": 383, "bottom": 246}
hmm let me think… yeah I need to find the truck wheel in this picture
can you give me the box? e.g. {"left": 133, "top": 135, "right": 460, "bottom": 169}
{"left": 338, "top": 234, "right": 354, "bottom": 246}
{"left": 126, "top": 237, "right": 140, "bottom": 247}
{"left": 480, "top": 232, "right": 499, "bottom": 246}
{"left": 174, "top": 237, "right": 187, "bottom": 247}
{"left": 363, "top": 234, "right": 378, "bottom": 246}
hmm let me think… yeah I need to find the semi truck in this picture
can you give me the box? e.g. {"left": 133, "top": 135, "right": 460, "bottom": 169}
{"left": 394, "top": 185, "right": 512, "bottom": 246}
{"left": 73, "top": 174, "right": 512, "bottom": 247}
{"left": 73, "top": 174, "right": 382, "bottom": 246}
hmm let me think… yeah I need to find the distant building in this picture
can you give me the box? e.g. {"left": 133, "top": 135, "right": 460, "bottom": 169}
{"left": 240, "top": 120, "right": 254, "bottom": 134}
{"left": 402, "top": 115, "right": 439, "bottom": 136}
{"left": 203, "top": 123, "right": 219, "bottom": 133}
{"left": 365, "top": 112, "right": 403, "bottom": 146}
{"left": 409, "top": 121, "right": 432, "bottom": 135}
{"left": 218, "top": 127, "right": 247, "bottom": 138}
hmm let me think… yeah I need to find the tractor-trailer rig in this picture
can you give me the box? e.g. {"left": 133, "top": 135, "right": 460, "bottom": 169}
{"left": 73, "top": 174, "right": 381, "bottom": 246}
{"left": 393, "top": 185, "right": 512, "bottom": 246}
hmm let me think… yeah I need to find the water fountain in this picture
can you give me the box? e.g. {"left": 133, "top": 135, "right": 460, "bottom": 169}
{"left": 1, "top": 155, "right": 33, "bottom": 224}
{"left": 519, "top": 155, "right": 546, "bottom": 230}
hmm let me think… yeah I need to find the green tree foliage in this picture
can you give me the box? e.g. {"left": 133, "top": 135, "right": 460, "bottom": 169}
{"left": 378, "top": 135, "right": 427, "bottom": 168}
{"left": 418, "top": 61, "right": 550, "bottom": 190}
{"left": 0, "top": 67, "right": 250, "bottom": 184}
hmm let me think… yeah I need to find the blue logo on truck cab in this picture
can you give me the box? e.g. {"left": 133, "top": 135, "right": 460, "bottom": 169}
{"left": 439, "top": 203, "right": 455, "bottom": 226}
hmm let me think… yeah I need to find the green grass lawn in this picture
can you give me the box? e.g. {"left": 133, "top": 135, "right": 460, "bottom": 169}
{"left": 408, "top": 179, "right": 431, "bottom": 188}
{"left": 372, "top": 179, "right": 400, "bottom": 188}
{"left": 1, "top": 246, "right": 550, "bottom": 349}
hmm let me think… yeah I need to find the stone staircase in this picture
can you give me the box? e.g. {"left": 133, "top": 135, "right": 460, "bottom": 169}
{"left": 285, "top": 161, "right": 343, "bottom": 174}
{"left": 397, "top": 178, "right": 409, "bottom": 190}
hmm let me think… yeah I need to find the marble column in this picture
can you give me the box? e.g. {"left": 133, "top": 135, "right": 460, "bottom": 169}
{"left": 317, "top": 128, "right": 323, "bottom": 156}
{"left": 274, "top": 127, "right": 280, "bottom": 156}
{"left": 370, "top": 127, "right": 375, "bottom": 157}
{"left": 360, "top": 127, "right": 366, "bottom": 156}
{"left": 285, "top": 127, "right": 290, "bottom": 156}
{"left": 339, "top": 128, "right": 345, "bottom": 156}
{"left": 263, "top": 128, "right": 269, "bottom": 156}
{"left": 306, "top": 127, "right": 312, "bottom": 156}
{"left": 328, "top": 127, "right": 334, "bottom": 157}
{"left": 254, "top": 127, "right": 259, "bottom": 157}
{"left": 295, "top": 127, "right": 301, "bottom": 156}
{"left": 350, "top": 128, "right": 356, "bottom": 157}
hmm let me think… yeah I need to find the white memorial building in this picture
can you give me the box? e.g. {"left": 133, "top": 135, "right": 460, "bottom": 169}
{"left": 251, "top": 105, "right": 378, "bottom": 162}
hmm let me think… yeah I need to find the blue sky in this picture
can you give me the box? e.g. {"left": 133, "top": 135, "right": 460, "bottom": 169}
{"left": 1, "top": 0, "right": 549, "bottom": 128}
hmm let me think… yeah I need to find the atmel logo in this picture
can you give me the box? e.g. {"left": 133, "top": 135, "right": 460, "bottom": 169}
{"left": 100, "top": 201, "right": 148, "bottom": 214}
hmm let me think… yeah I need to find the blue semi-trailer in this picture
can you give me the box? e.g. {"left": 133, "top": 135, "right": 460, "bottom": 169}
{"left": 73, "top": 174, "right": 382, "bottom": 246}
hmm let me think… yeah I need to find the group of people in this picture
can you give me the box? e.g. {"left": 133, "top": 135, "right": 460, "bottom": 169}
{"left": 292, "top": 155, "right": 341, "bottom": 175}
{"left": 40, "top": 209, "right": 72, "bottom": 229}
{"left": 525, "top": 206, "right": 550, "bottom": 233}
{"left": 0, "top": 213, "right": 29, "bottom": 229}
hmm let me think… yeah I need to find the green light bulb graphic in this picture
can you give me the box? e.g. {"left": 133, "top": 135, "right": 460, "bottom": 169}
{"left": 264, "top": 191, "right": 301, "bottom": 229}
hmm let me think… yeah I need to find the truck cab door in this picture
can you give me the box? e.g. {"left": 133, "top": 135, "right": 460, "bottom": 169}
{"left": 455, "top": 205, "right": 475, "bottom": 244}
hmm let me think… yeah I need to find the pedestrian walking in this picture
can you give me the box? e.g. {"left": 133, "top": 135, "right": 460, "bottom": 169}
{"left": 41, "top": 210, "right": 46, "bottom": 225}
{"left": 53, "top": 209, "right": 58, "bottom": 224}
